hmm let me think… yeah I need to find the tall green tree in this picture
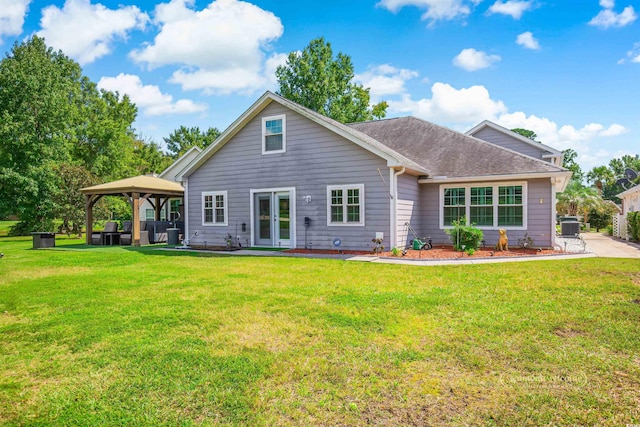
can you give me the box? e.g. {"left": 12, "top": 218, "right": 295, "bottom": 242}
{"left": 556, "top": 181, "right": 601, "bottom": 219}
{"left": 511, "top": 128, "right": 539, "bottom": 142}
{"left": 276, "top": 37, "right": 388, "bottom": 123}
{"left": 608, "top": 154, "right": 640, "bottom": 179}
{"left": 72, "top": 88, "right": 138, "bottom": 181}
{"left": 130, "top": 136, "right": 173, "bottom": 175}
{"left": 0, "top": 36, "right": 137, "bottom": 234}
{"left": 562, "top": 148, "right": 584, "bottom": 183}
{"left": 163, "top": 126, "right": 220, "bottom": 159}
{"left": 585, "top": 154, "right": 640, "bottom": 202}
{"left": 586, "top": 165, "right": 616, "bottom": 199}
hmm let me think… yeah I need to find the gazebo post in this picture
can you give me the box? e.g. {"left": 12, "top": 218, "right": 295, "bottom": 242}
{"left": 155, "top": 196, "right": 161, "bottom": 221}
{"left": 132, "top": 192, "right": 141, "bottom": 246}
{"left": 85, "top": 195, "right": 93, "bottom": 245}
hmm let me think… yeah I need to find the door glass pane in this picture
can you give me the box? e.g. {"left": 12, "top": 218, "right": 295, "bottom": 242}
{"left": 259, "top": 197, "right": 271, "bottom": 239}
{"left": 279, "top": 196, "right": 290, "bottom": 240}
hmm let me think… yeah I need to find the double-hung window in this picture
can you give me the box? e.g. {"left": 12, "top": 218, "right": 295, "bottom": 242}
{"left": 441, "top": 183, "right": 526, "bottom": 229}
{"left": 202, "top": 191, "right": 227, "bottom": 226}
{"left": 262, "top": 115, "right": 286, "bottom": 154}
{"left": 470, "top": 187, "right": 493, "bottom": 226}
{"left": 498, "top": 185, "right": 523, "bottom": 226}
{"left": 327, "top": 184, "right": 365, "bottom": 226}
{"left": 443, "top": 187, "right": 465, "bottom": 225}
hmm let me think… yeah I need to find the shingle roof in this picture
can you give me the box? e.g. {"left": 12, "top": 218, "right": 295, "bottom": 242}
{"left": 348, "top": 117, "right": 566, "bottom": 178}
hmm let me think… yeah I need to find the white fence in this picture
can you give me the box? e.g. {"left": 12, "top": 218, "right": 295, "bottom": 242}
{"left": 613, "top": 214, "right": 627, "bottom": 239}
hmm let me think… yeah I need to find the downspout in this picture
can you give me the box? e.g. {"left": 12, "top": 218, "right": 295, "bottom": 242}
{"left": 183, "top": 177, "right": 189, "bottom": 245}
{"left": 390, "top": 167, "right": 406, "bottom": 248}
{"left": 550, "top": 176, "right": 556, "bottom": 248}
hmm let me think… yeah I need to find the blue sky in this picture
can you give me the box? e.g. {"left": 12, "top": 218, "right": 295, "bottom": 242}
{"left": 1, "top": 0, "right": 638, "bottom": 172}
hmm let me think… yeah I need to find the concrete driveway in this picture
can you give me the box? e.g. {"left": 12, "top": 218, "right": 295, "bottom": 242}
{"left": 581, "top": 233, "right": 640, "bottom": 258}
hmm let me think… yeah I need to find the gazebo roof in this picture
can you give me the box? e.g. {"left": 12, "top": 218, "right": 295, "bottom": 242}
{"left": 80, "top": 175, "right": 184, "bottom": 197}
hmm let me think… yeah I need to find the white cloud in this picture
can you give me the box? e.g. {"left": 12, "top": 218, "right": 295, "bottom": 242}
{"left": 487, "top": 1, "right": 533, "bottom": 19}
{"left": 497, "top": 112, "right": 628, "bottom": 147}
{"left": 600, "top": 0, "right": 615, "bottom": 8}
{"left": 620, "top": 42, "right": 640, "bottom": 63}
{"left": 453, "top": 48, "right": 501, "bottom": 71}
{"left": 599, "top": 123, "right": 629, "bottom": 136}
{"left": 36, "top": 0, "right": 148, "bottom": 65}
{"left": 0, "top": 0, "right": 31, "bottom": 44}
{"left": 589, "top": 4, "right": 637, "bottom": 28}
{"left": 516, "top": 31, "right": 540, "bottom": 50}
{"left": 97, "top": 73, "right": 208, "bottom": 116}
{"left": 130, "top": 0, "right": 284, "bottom": 95}
{"left": 355, "top": 64, "right": 419, "bottom": 101}
{"left": 388, "top": 82, "right": 508, "bottom": 124}
{"left": 376, "top": 0, "right": 481, "bottom": 24}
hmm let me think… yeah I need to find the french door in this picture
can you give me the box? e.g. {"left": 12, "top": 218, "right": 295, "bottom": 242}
{"left": 252, "top": 189, "right": 294, "bottom": 247}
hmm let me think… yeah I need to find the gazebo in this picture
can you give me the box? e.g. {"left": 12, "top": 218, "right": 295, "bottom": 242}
{"left": 80, "top": 175, "right": 185, "bottom": 246}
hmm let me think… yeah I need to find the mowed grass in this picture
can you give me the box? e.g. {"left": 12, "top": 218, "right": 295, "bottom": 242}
{"left": 1, "top": 231, "right": 639, "bottom": 426}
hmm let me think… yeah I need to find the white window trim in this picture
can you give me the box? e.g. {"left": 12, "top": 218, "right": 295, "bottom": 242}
{"left": 262, "top": 114, "right": 286, "bottom": 155}
{"left": 326, "top": 184, "right": 365, "bottom": 227}
{"left": 202, "top": 191, "right": 228, "bottom": 226}
{"left": 439, "top": 182, "right": 527, "bottom": 230}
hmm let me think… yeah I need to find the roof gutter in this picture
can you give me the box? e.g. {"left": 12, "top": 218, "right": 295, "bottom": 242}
{"left": 418, "top": 171, "right": 572, "bottom": 185}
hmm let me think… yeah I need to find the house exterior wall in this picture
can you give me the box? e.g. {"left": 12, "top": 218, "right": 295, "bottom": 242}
{"left": 473, "top": 127, "right": 551, "bottom": 162}
{"left": 622, "top": 189, "right": 640, "bottom": 214}
{"left": 417, "top": 178, "right": 554, "bottom": 248}
{"left": 186, "top": 102, "right": 391, "bottom": 251}
{"left": 396, "top": 173, "right": 421, "bottom": 248}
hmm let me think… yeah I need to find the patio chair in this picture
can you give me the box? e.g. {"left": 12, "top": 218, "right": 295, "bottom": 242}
{"left": 120, "top": 221, "right": 149, "bottom": 246}
{"left": 91, "top": 221, "right": 118, "bottom": 245}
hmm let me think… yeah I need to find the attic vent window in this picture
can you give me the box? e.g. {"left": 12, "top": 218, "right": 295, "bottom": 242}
{"left": 262, "top": 115, "right": 286, "bottom": 154}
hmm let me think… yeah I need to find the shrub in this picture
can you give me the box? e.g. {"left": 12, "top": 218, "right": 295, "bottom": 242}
{"left": 628, "top": 212, "right": 640, "bottom": 242}
{"left": 445, "top": 217, "right": 483, "bottom": 252}
{"left": 517, "top": 233, "right": 536, "bottom": 249}
{"left": 606, "top": 224, "right": 613, "bottom": 236}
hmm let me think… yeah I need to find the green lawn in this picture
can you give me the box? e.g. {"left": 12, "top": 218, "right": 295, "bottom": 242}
{"left": 1, "top": 230, "right": 639, "bottom": 426}
{"left": 0, "top": 221, "right": 17, "bottom": 237}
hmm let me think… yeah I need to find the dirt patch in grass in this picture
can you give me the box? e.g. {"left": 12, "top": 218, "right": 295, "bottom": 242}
{"left": 553, "top": 327, "right": 586, "bottom": 338}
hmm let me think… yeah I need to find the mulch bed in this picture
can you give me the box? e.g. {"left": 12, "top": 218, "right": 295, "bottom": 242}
{"left": 286, "top": 245, "right": 563, "bottom": 259}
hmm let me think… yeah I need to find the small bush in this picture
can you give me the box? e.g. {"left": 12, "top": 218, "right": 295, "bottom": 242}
{"left": 391, "top": 247, "right": 402, "bottom": 257}
{"left": 445, "top": 217, "right": 483, "bottom": 252}
{"left": 606, "top": 224, "right": 613, "bottom": 236}
{"left": 517, "top": 233, "right": 536, "bottom": 249}
{"left": 628, "top": 212, "right": 640, "bottom": 241}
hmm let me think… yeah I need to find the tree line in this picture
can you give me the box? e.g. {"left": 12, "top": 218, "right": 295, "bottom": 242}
{"left": 0, "top": 36, "right": 635, "bottom": 236}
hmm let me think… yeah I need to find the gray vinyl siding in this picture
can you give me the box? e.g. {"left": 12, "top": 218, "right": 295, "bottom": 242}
{"left": 186, "top": 102, "right": 391, "bottom": 251}
{"left": 418, "top": 178, "right": 554, "bottom": 248}
{"left": 417, "top": 184, "right": 448, "bottom": 245}
{"left": 473, "top": 127, "right": 552, "bottom": 162}
{"left": 525, "top": 178, "right": 554, "bottom": 247}
{"left": 396, "top": 173, "right": 421, "bottom": 248}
